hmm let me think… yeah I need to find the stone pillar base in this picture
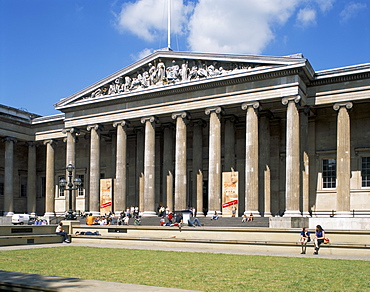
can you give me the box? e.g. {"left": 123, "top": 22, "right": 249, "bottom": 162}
{"left": 283, "top": 210, "right": 302, "bottom": 217}
{"left": 44, "top": 212, "right": 55, "bottom": 217}
{"left": 263, "top": 212, "right": 272, "bottom": 217}
{"left": 302, "top": 212, "right": 311, "bottom": 217}
{"left": 269, "top": 217, "right": 309, "bottom": 228}
{"left": 196, "top": 212, "right": 204, "bottom": 217}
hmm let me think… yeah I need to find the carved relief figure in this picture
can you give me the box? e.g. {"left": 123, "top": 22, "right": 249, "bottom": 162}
{"left": 166, "top": 60, "right": 180, "bottom": 84}
{"left": 142, "top": 71, "right": 150, "bottom": 88}
{"left": 188, "top": 66, "right": 198, "bottom": 80}
{"left": 123, "top": 76, "right": 131, "bottom": 92}
{"left": 148, "top": 63, "right": 157, "bottom": 86}
{"left": 91, "top": 88, "right": 102, "bottom": 98}
{"left": 157, "top": 59, "right": 166, "bottom": 85}
{"left": 180, "top": 62, "right": 188, "bottom": 82}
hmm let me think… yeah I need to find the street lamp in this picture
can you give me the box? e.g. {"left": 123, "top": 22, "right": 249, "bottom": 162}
{"left": 59, "top": 164, "right": 82, "bottom": 220}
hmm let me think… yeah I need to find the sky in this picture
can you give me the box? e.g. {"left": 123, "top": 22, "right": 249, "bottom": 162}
{"left": 0, "top": 0, "right": 369, "bottom": 117}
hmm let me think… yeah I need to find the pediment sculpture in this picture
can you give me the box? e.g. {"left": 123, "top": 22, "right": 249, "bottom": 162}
{"left": 83, "top": 58, "right": 272, "bottom": 100}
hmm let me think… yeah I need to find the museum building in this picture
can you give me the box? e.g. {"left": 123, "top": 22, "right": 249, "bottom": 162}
{"left": 1, "top": 50, "right": 370, "bottom": 218}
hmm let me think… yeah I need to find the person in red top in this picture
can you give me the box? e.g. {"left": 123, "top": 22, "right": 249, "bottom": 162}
{"left": 167, "top": 213, "right": 173, "bottom": 224}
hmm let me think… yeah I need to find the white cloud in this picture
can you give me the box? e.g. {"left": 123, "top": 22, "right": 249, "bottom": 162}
{"left": 340, "top": 2, "right": 367, "bottom": 23}
{"left": 296, "top": 7, "right": 317, "bottom": 27}
{"left": 115, "top": 0, "right": 193, "bottom": 42}
{"left": 314, "top": 0, "right": 335, "bottom": 12}
{"left": 187, "top": 0, "right": 300, "bottom": 54}
{"left": 115, "top": 0, "right": 338, "bottom": 55}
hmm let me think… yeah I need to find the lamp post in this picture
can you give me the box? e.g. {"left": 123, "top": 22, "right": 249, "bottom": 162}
{"left": 59, "top": 164, "right": 82, "bottom": 220}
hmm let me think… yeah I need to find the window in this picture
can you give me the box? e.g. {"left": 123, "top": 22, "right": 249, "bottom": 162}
{"left": 323, "top": 159, "right": 336, "bottom": 188}
{"left": 77, "top": 174, "right": 84, "bottom": 196}
{"left": 20, "top": 176, "right": 27, "bottom": 197}
{"left": 362, "top": 157, "right": 370, "bottom": 187}
{"left": 58, "top": 175, "right": 65, "bottom": 197}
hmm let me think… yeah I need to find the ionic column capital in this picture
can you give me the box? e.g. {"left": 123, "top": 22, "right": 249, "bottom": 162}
{"left": 282, "top": 95, "right": 301, "bottom": 106}
{"left": 241, "top": 101, "right": 260, "bottom": 111}
{"left": 141, "top": 116, "right": 158, "bottom": 124}
{"left": 2, "top": 137, "right": 17, "bottom": 143}
{"left": 171, "top": 111, "right": 189, "bottom": 120}
{"left": 333, "top": 102, "right": 353, "bottom": 111}
{"left": 27, "top": 141, "right": 38, "bottom": 147}
{"left": 87, "top": 124, "right": 104, "bottom": 133}
{"left": 205, "top": 106, "right": 222, "bottom": 115}
{"left": 113, "top": 120, "right": 130, "bottom": 128}
{"left": 62, "top": 128, "right": 80, "bottom": 135}
{"left": 43, "top": 139, "right": 57, "bottom": 146}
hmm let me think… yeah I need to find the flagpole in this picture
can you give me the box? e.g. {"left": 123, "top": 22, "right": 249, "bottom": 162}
{"left": 167, "top": 0, "right": 171, "bottom": 49}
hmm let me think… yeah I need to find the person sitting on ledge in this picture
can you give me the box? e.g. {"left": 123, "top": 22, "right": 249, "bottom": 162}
{"left": 188, "top": 217, "right": 201, "bottom": 227}
{"left": 56, "top": 222, "right": 70, "bottom": 243}
{"left": 211, "top": 211, "right": 219, "bottom": 220}
{"left": 247, "top": 213, "right": 254, "bottom": 222}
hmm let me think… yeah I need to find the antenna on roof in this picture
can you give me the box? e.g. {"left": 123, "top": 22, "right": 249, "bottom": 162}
{"left": 167, "top": 0, "right": 171, "bottom": 50}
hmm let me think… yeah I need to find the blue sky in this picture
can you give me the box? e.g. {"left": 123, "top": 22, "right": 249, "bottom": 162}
{"left": 0, "top": 0, "right": 369, "bottom": 116}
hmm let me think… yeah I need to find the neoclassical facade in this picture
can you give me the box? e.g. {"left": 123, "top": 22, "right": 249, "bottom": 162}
{"left": 1, "top": 50, "right": 370, "bottom": 217}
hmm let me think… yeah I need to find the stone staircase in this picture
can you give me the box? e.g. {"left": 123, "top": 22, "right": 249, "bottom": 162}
{"left": 137, "top": 216, "right": 270, "bottom": 228}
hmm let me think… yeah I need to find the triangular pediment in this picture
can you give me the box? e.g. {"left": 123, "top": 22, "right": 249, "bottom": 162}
{"left": 55, "top": 50, "right": 307, "bottom": 110}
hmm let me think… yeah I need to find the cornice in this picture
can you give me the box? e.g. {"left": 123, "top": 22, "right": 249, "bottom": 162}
{"left": 310, "top": 72, "right": 370, "bottom": 86}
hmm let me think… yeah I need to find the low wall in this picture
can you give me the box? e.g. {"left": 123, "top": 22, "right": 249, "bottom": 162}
{"left": 269, "top": 217, "right": 370, "bottom": 230}
{"left": 309, "top": 217, "right": 370, "bottom": 230}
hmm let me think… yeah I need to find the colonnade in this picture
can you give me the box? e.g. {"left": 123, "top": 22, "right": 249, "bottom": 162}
{"left": 0, "top": 98, "right": 354, "bottom": 217}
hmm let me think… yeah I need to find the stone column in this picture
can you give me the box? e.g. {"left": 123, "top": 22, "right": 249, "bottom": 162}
{"left": 205, "top": 107, "right": 222, "bottom": 216}
{"left": 141, "top": 116, "right": 157, "bottom": 216}
{"left": 242, "top": 101, "right": 260, "bottom": 217}
{"left": 44, "top": 139, "right": 56, "bottom": 217}
{"left": 196, "top": 170, "right": 204, "bottom": 216}
{"left": 172, "top": 111, "right": 188, "bottom": 211}
{"left": 113, "top": 120, "right": 129, "bottom": 215}
{"left": 224, "top": 116, "right": 237, "bottom": 171}
{"left": 166, "top": 171, "right": 173, "bottom": 212}
{"left": 259, "top": 112, "right": 272, "bottom": 217}
{"left": 333, "top": 102, "right": 353, "bottom": 217}
{"left": 139, "top": 172, "right": 144, "bottom": 214}
{"left": 27, "top": 142, "right": 37, "bottom": 215}
{"left": 87, "top": 124, "right": 102, "bottom": 216}
{"left": 135, "top": 127, "right": 144, "bottom": 207}
{"left": 282, "top": 96, "right": 301, "bottom": 217}
{"left": 162, "top": 123, "right": 174, "bottom": 209}
{"left": 3, "top": 137, "right": 17, "bottom": 216}
{"left": 300, "top": 107, "right": 310, "bottom": 217}
{"left": 63, "top": 128, "right": 78, "bottom": 211}
{"left": 192, "top": 120, "right": 205, "bottom": 215}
